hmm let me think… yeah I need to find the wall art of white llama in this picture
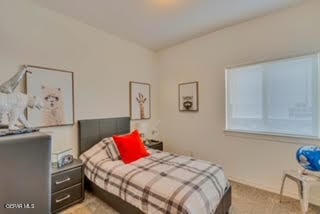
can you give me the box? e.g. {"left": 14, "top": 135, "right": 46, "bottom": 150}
{"left": 26, "top": 65, "right": 74, "bottom": 128}
{"left": 130, "top": 82, "right": 151, "bottom": 120}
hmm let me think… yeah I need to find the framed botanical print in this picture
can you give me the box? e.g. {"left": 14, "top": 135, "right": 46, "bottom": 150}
{"left": 130, "top": 81, "right": 151, "bottom": 120}
{"left": 179, "top": 81, "right": 199, "bottom": 112}
{"left": 25, "top": 65, "right": 74, "bottom": 128}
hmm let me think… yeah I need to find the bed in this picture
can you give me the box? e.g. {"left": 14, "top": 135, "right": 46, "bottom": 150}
{"left": 78, "top": 117, "right": 231, "bottom": 214}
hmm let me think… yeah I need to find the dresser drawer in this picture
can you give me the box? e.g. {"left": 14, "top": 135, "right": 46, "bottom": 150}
{"left": 52, "top": 167, "right": 81, "bottom": 192}
{"left": 51, "top": 183, "right": 82, "bottom": 212}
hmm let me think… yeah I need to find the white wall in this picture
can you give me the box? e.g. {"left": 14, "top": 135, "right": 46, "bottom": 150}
{"left": 157, "top": 0, "right": 320, "bottom": 203}
{"left": 2, "top": 0, "right": 320, "bottom": 205}
{"left": 0, "top": 0, "right": 159, "bottom": 155}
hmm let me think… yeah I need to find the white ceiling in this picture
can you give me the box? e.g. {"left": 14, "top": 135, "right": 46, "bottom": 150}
{"left": 32, "top": 0, "right": 304, "bottom": 50}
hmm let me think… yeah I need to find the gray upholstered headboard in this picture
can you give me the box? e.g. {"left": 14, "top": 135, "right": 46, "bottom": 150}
{"left": 78, "top": 117, "right": 130, "bottom": 155}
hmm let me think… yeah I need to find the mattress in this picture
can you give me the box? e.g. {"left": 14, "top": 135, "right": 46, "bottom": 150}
{"left": 80, "top": 145, "right": 229, "bottom": 214}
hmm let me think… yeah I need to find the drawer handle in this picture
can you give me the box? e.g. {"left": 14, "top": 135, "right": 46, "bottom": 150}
{"left": 55, "top": 194, "right": 71, "bottom": 203}
{"left": 55, "top": 177, "right": 71, "bottom": 185}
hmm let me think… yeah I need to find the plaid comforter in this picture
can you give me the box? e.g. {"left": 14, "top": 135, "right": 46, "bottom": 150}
{"left": 79, "top": 144, "right": 229, "bottom": 214}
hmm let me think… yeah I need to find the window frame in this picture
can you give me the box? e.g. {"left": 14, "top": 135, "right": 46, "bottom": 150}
{"left": 225, "top": 53, "right": 320, "bottom": 139}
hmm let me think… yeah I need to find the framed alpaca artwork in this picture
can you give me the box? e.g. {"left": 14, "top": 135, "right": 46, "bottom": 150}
{"left": 130, "top": 81, "right": 151, "bottom": 120}
{"left": 179, "top": 81, "right": 199, "bottom": 112}
{"left": 25, "top": 65, "right": 74, "bottom": 128}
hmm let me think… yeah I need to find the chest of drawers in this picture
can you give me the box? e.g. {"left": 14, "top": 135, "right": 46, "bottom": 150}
{"left": 51, "top": 159, "right": 84, "bottom": 213}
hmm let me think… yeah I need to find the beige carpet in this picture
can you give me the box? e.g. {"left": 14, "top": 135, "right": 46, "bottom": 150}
{"left": 61, "top": 181, "right": 320, "bottom": 214}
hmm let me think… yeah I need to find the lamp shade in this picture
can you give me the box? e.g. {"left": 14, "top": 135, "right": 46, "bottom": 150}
{"left": 150, "top": 120, "right": 160, "bottom": 139}
{"left": 135, "top": 122, "right": 148, "bottom": 137}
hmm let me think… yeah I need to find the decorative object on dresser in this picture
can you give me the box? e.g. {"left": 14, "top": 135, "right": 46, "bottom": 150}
{"left": 0, "top": 67, "right": 29, "bottom": 94}
{"left": 0, "top": 133, "right": 51, "bottom": 214}
{"left": 25, "top": 65, "right": 74, "bottom": 128}
{"left": 0, "top": 92, "right": 43, "bottom": 130}
{"left": 0, "top": 127, "right": 39, "bottom": 137}
{"left": 52, "top": 148, "right": 74, "bottom": 168}
{"left": 129, "top": 81, "right": 151, "bottom": 120}
{"left": 179, "top": 81, "right": 199, "bottom": 112}
{"left": 51, "top": 159, "right": 84, "bottom": 214}
{"left": 145, "top": 139, "right": 163, "bottom": 151}
{"left": 0, "top": 67, "right": 43, "bottom": 131}
{"left": 60, "top": 154, "right": 74, "bottom": 168}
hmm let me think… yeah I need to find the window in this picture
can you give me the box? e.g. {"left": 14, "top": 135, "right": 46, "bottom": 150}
{"left": 225, "top": 54, "right": 319, "bottom": 138}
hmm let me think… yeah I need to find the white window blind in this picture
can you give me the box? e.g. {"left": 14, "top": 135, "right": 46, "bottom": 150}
{"left": 226, "top": 54, "right": 319, "bottom": 138}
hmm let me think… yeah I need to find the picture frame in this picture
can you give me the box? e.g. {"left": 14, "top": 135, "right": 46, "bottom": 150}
{"left": 25, "top": 65, "right": 74, "bottom": 128}
{"left": 179, "top": 81, "right": 199, "bottom": 112}
{"left": 130, "top": 81, "right": 151, "bottom": 120}
{"left": 51, "top": 148, "right": 73, "bottom": 168}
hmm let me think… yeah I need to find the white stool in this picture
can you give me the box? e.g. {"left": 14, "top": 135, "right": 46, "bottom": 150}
{"left": 280, "top": 170, "right": 320, "bottom": 214}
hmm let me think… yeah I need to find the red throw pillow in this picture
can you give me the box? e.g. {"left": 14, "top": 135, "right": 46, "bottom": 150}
{"left": 113, "top": 130, "right": 150, "bottom": 164}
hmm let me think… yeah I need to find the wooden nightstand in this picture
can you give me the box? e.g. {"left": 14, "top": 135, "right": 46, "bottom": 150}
{"left": 146, "top": 140, "right": 163, "bottom": 151}
{"left": 51, "top": 159, "right": 84, "bottom": 213}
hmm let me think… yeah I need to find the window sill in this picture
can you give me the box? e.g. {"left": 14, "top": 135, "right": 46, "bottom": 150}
{"left": 224, "top": 129, "right": 320, "bottom": 145}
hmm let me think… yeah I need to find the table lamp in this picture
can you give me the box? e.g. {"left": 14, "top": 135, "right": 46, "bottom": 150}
{"left": 135, "top": 122, "right": 148, "bottom": 142}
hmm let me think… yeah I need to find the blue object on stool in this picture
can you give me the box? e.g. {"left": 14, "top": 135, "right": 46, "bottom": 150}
{"left": 296, "top": 146, "right": 320, "bottom": 171}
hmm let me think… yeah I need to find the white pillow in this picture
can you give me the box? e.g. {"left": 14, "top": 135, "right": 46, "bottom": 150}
{"left": 102, "top": 137, "right": 121, "bottom": 161}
